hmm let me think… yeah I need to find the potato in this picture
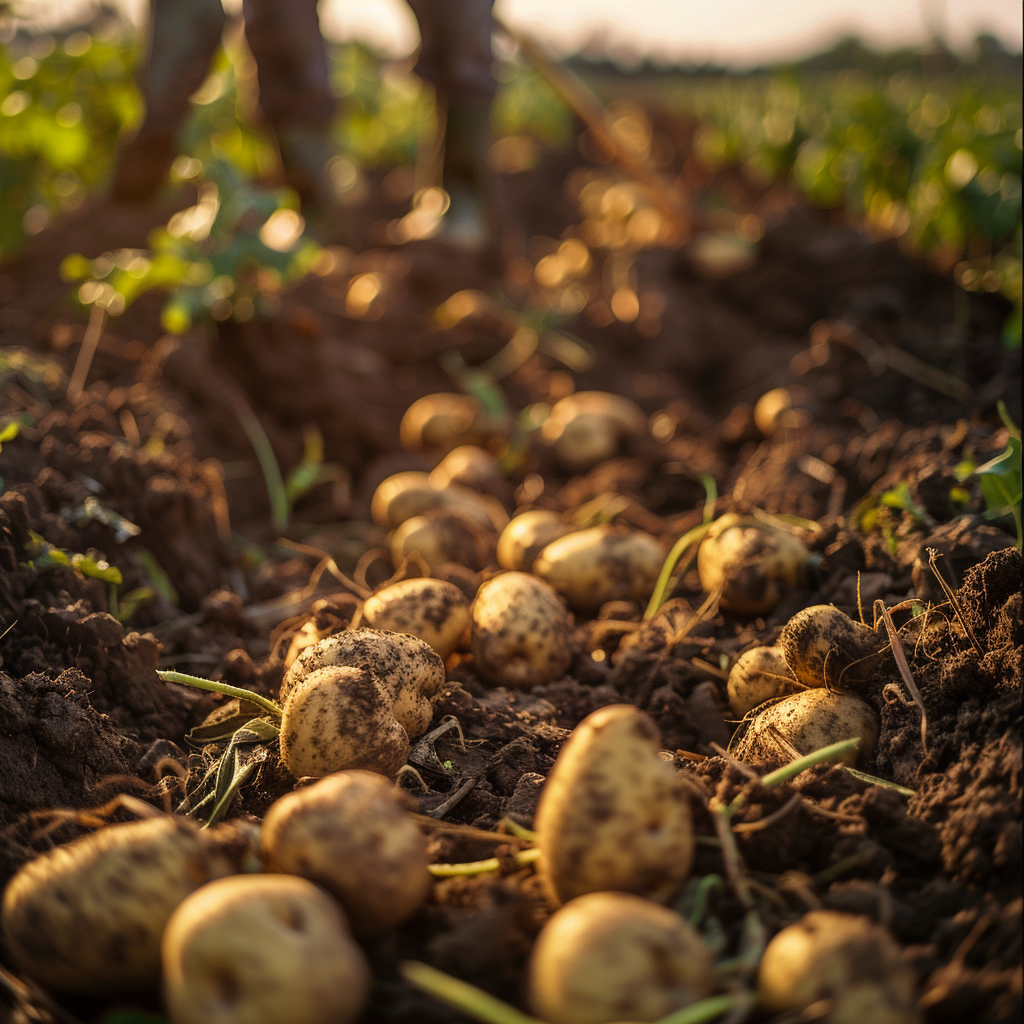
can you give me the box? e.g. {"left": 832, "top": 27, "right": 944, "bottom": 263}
{"left": 281, "top": 627, "right": 446, "bottom": 735}
{"left": 753, "top": 387, "right": 810, "bottom": 436}
{"left": 497, "top": 509, "right": 575, "bottom": 572}
{"left": 279, "top": 630, "right": 446, "bottom": 778}
{"left": 261, "top": 771, "right": 431, "bottom": 934}
{"left": 528, "top": 891, "right": 714, "bottom": 1024}
{"left": 400, "top": 392, "right": 505, "bottom": 453}
{"left": 533, "top": 526, "right": 664, "bottom": 614}
{"left": 779, "top": 604, "right": 885, "bottom": 692}
{"left": 535, "top": 704, "right": 694, "bottom": 904}
{"left": 429, "top": 444, "right": 511, "bottom": 502}
{"left": 731, "top": 689, "right": 878, "bottom": 767}
{"left": 758, "top": 911, "right": 920, "bottom": 1024}
{"left": 727, "top": 645, "right": 805, "bottom": 717}
{"left": 371, "top": 471, "right": 445, "bottom": 530}
{"left": 470, "top": 571, "right": 573, "bottom": 689}
{"left": 541, "top": 392, "right": 646, "bottom": 474}
{"left": 162, "top": 874, "right": 370, "bottom": 1024}
{"left": 359, "top": 577, "right": 471, "bottom": 660}
{"left": 390, "top": 508, "right": 496, "bottom": 573}
{"left": 697, "top": 513, "right": 809, "bottom": 616}
{"left": 1, "top": 816, "right": 219, "bottom": 996}
{"left": 280, "top": 665, "right": 411, "bottom": 778}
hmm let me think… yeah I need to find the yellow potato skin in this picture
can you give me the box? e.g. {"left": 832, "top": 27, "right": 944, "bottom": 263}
{"left": 360, "top": 577, "right": 470, "bottom": 660}
{"left": 731, "top": 689, "right": 878, "bottom": 767}
{"left": 535, "top": 704, "right": 695, "bottom": 904}
{"left": 261, "top": 771, "right": 431, "bottom": 935}
{"left": 528, "top": 891, "right": 714, "bottom": 1024}
{"left": 162, "top": 874, "right": 370, "bottom": 1024}
{"left": 727, "top": 645, "right": 804, "bottom": 717}
{"left": 279, "top": 665, "right": 411, "bottom": 779}
{"left": 1, "top": 816, "right": 215, "bottom": 996}
{"left": 399, "top": 392, "right": 486, "bottom": 453}
{"left": 779, "top": 604, "right": 885, "bottom": 690}
{"left": 533, "top": 526, "right": 664, "bottom": 614}
{"left": 497, "top": 510, "right": 574, "bottom": 572}
{"left": 697, "top": 514, "right": 808, "bottom": 616}
{"left": 758, "top": 911, "right": 920, "bottom": 1024}
{"left": 470, "top": 571, "right": 573, "bottom": 689}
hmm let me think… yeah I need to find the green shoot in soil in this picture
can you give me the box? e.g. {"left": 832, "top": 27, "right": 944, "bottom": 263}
{"left": 156, "top": 670, "right": 283, "bottom": 718}
{"left": 644, "top": 522, "right": 714, "bottom": 620}
{"left": 428, "top": 848, "right": 541, "bottom": 878}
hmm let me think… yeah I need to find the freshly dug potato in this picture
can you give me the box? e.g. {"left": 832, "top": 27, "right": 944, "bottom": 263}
{"left": 470, "top": 571, "right": 573, "bottom": 688}
{"left": 429, "top": 444, "right": 512, "bottom": 502}
{"left": 528, "top": 891, "right": 714, "bottom": 1024}
{"left": 400, "top": 392, "right": 504, "bottom": 453}
{"left": 753, "top": 387, "right": 810, "bottom": 436}
{"left": 541, "top": 391, "right": 646, "bottom": 473}
{"left": 280, "top": 665, "right": 411, "bottom": 778}
{"left": 162, "top": 874, "right": 370, "bottom": 1024}
{"left": 533, "top": 525, "right": 663, "bottom": 614}
{"left": 727, "top": 645, "right": 804, "bottom": 717}
{"left": 281, "top": 627, "right": 446, "bottom": 735}
{"left": 779, "top": 604, "right": 886, "bottom": 692}
{"left": 535, "top": 704, "right": 694, "bottom": 904}
{"left": 359, "top": 577, "right": 471, "bottom": 659}
{"left": 697, "top": 513, "right": 809, "bottom": 616}
{"left": 390, "top": 508, "right": 496, "bottom": 573}
{"left": 496, "top": 509, "right": 574, "bottom": 571}
{"left": 731, "top": 689, "right": 878, "bottom": 767}
{"left": 1, "top": 816, "right": 219, "bottom": 996}
{"left": 758, "top": 911, "right": 920, "bottom": 1024}
{"left": 261, "top": 771, "right": 431, "bottom": 935}
{"left": 371, "top": 471, "right": 446, "bottom": 530}
{"left": 282, "top": 594, "right": 360, "bottom": 671}
{"left": 279, "top": 630, "right": 446, "bottom": 777}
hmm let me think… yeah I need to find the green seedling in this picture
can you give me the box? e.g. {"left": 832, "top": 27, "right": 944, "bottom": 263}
{"left": 974, "top": 402, "right": 1022, "bottom": 548}
{"left": 644, "top": 521, "right": 715, "bottom": 620}
{"left": 157, "top": 669, "right": 283, "bottom": 719}
{"left": 25, "top": 532, "right": 122, "bottom": 584}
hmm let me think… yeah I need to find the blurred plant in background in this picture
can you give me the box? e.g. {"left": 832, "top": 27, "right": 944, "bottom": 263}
{"left": 681, "top": 70, "right": 1022, "bottom": 342}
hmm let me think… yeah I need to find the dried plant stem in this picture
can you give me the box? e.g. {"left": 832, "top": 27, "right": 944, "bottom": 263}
{"left": 874, "top": 600, "right": 927, "bottom": 752}
{"left": 156, "top": 670, "right": 283, "bottom": 718}
{"left": 66, "top": 304, "right": 105, "bottom": 403}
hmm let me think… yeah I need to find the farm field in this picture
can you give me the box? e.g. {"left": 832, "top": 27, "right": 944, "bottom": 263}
{"left": 0, "top": 12, "right": 1021, "bottom": 1024}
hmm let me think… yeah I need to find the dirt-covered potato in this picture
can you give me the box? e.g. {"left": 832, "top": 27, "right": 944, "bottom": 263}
{"left": 496, "top": 509, "right": 574, "bottom": 572}
{"left": 359, "top": 577, "right": 471, "bottom": 660}
{"left": 162, "top": 874, "right": 370, "bottom": 1024}
{"left": 281, "top": 627, "right": 446, "bottom": 734}
{"left": 261, "top": 771, "right": 431, "bottom": 935}
{"left": 535, "top": 704, "right": 695, "bottom": 904}
{"left": 279, "top": 630, "right": 446, "bottom": 778}
{"left": 758, "top": 911, "right": 920, "bottom": 1024}
{"left": 528, "top": 891, "right": 714, "bottom": 1024}
{"left": 728, "top": 645, "right": 804, "bottom": 717}
{"left": 697, "top": 513, "right": 809, "bottom": 616}
{"left": 731, "top": 689, "right": 878, "bottom": 767}
{"left": 470, "top": 571, "right": 573, "bottom": 688}
{"left": 390, "top": 508, "right": 496, "bottom": 573}
{"left": 541, "top": 391, "right": 646, "bottom": 474}
{"left": 532, "top": 525, "right": 664, "bottom": 614}
{"left": 779, "top": 604, "right": 886, "bottom": 691}
{"left": 1, "top": 816, "right": 219, "bottom": 996}
{"left": 399, "top": 392, "right": 503, "bottom": 453}
{"left": 429, "top": 444, "right": 511, "bottom": 502}
{"left": 280, "top": 665, "right": 411, "bottom": 778}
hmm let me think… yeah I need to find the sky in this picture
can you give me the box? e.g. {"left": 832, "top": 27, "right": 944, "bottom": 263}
{"left": 10, "top": 0, "right": 1024, "bottom": 68}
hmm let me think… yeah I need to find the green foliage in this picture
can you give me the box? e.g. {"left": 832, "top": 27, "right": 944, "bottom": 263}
{"left": 678, "top": 70, "right": 1023, "bottom": 325}
{"left": 61, "top": 158, "right": 321, "bottom": 331}
{"left": 0, "top": 17, "right": 142, "bottom": 258}
{"left": 25, "top": 531, "right": 123, "bottom": 583}
{"left": 965, "top": 403, "right": 1023, "bottom": 548}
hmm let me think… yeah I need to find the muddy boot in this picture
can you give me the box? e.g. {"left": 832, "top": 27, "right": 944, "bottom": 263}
{"left": 109, "top": 0, "right": 227, "bottom": 204}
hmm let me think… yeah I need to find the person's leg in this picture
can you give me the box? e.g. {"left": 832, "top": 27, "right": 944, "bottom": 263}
{"left": 110, "top": 0, "right": 227, "bottom": 203}
{"left": 242, "top": 0, "right": 336, "bottom": 218}
{"left": 406, "top": 0, "right": 497, "bottom": 245}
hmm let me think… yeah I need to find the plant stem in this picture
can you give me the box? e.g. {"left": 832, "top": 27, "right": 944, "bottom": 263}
{"left": 727, "top": 737, "right": 860, "bottom": 816}
{"left": 655, "top": 991, "right": 754, "bottom": 1024}
{"left": 230, "top": 397, "right": 289, "bottom": 532}
{"left": 645, "top": 522, "right": 713, "bottom": 620}
{"left": 401, "top": 961, "right": 545, "bottom": 1024}
{"left": 156, "top": 670, "right": 283, "bottom": 718}
{"left": 842, "top": 767, "right": 914, "bottom": 796}
{"left": 429, "top": 848, "right": 540, "bottom": 878}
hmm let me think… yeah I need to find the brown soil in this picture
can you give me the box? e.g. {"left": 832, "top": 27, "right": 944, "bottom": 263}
{"left": 0, "top": 108, "right": 1020, "bottom": 1024}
